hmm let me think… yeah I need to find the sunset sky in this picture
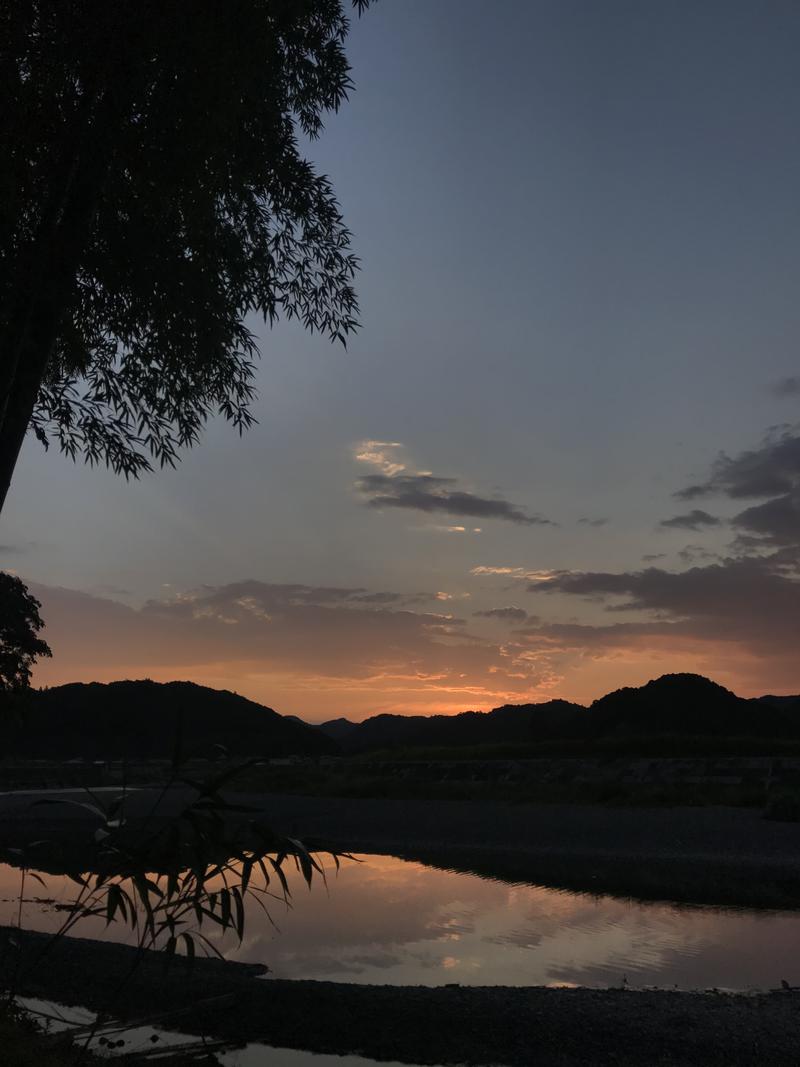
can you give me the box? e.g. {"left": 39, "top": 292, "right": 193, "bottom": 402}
{"left": 3, "top": 0, "right": 799, "bottom": 721}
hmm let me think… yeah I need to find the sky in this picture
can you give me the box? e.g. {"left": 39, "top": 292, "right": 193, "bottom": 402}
{"left": 3, "top": 0, "right": 800, "bottom": 721}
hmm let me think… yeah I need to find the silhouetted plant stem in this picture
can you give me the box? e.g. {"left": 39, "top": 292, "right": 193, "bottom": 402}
{"left": 16, "top": 868, "right": 24, "bottom": 930}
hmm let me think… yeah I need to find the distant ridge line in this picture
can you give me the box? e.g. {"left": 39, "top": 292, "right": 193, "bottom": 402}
{"left": 316, "top": 673, "right": 800, "bottom": 755}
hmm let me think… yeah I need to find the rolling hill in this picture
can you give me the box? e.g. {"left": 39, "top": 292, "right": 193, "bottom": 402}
{"left": 320, "top": 674, "right": 800, "bottom": 754}
{"left": 6, "top": 680, "right": 338, "bottom": 760}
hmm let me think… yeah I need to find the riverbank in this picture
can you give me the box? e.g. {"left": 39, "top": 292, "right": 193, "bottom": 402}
{"left": 3, "top": 789, "right": 800, "bottom": 908}
{"left": 254, "top": 792, "right": 800, "bottom": 908}
{"left": 4, "top": 792, "right": 800, "bottom": 1063}
{"left": 2, "top": 926, "right": 799, "bottom": 1066}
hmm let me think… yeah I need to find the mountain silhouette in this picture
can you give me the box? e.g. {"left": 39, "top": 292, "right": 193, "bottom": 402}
{"left": 8, "top": 680, "right": 337, "bottom": 760}
{"left": 320, "top": 699, "right": 584, "bottom": 753}
{"left": 585, "top": 673, "right": 788, "bottom": 738}
{"left": 317, "top": 717, "right": 360, "bottom": 742}
{"left": 10, "top": 674, "right": 800, "bottom": 761}
{"left": 757, "top": 694, "right": 800, "bottom": 712}
{"left": 320, "top": 673, "right": 800, "bottom": 754}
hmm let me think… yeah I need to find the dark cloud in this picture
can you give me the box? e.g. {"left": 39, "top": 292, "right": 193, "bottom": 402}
{"left": 505, "top": 545, "right": 800, "bottom": 688}
{"left": 145, "top": 581, "right": 424, "bottom": 614}
{"left": 672, "top": 426, "right": 800, "bottom": 553}
{"left": 578, "top": 517, "right": 608, "bottom": 527}
{"left": 659, "top": 509, "right": 722, "bottom": 531}
{"left": 513, "top": 617, "right": 671, "bottom": 647}
{"left": 473, "top": 606, "right": 530, "bottom": 622}
{"left": 772, "top": 377, "right": 800, "bottom": 398}
{"left": 356, "top": 473, "right": 551, "bottom": 526}
{"left": 732, "top": 492, "right": 800, "bottom": 547}
{"left": 527, "top": 552, "right": 800, "bottom": 656}
{"left": 346, "top": 590, "right": 407, "bottom": 605}
{"left": 562, "top": 424, "right": 795, "bottom": 680}
{"left": 676, "top": 427, "right": 800, "bottom": 501}
{"left": 641, "top": 553, "right": 667, "bottom": 562}
{"left": 0, "top": 544, "right": 24, "bottom": 554}
{"left": 507, "top": 593, "right": 800, "bottom": 694}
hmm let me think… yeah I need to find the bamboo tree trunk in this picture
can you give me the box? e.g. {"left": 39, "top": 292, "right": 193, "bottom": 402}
{"left": 0, "top": 158, "right": 103, "bottom": 515}
{"left": 0, "top": 60, "right": 106, "bottom": 451}
{"left": 0, "top": 39, "right": 144, "bottom": 517}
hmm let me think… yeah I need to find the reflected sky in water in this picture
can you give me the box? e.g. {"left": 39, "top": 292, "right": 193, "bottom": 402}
{"left": 3, "top": 855, "right": 800, "bottom": 990}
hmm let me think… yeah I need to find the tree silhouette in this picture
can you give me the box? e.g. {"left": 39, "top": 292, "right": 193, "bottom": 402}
{"left": 0, "top": 572, "right": 51, "bottom": 691}
{"left": 0, "top": 1, "right": 370, "bottom": 514}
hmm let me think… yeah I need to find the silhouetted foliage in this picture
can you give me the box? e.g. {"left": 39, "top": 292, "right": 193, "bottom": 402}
{"left": 27, "top": 769, "right": 338, "bottom": 961}
{"left": 0, "top": 0, "right": 371, "bottom": 512}
{"left": 0, "top": 572, "right": 51, "bottom": 691}
{"left": 3, "top": 759, "right": 347, "bottom": 1062}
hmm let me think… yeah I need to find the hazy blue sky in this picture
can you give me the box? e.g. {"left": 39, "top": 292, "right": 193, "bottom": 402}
{"left": 4, "top": 1, "right": 799, "bottom": 718}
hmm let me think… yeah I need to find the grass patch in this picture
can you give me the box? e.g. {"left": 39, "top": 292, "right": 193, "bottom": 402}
{"left": 228, "top": 761, "right": 772, "bottom": 809}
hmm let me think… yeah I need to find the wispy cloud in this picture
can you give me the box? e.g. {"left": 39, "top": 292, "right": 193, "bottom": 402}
{"left": 470, "top": 565, "right": 563, "bottom": 582}
{"left": 418, "top": 524, "right": 482, "bottom": 534}
{"left": 659, "top": 508, "right": 722, "bottom": 531}
{"left": 29, "top": 579, "right": 562, "bottom": 720}
{"left": 353, "top": 440, "right": 406, "bottom": 477}
{"left": 353, "top": 441, "right": 552, "bottom": 526}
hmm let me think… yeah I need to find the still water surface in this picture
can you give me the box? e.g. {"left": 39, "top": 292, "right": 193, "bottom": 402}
{"left": 18, "top": 997, "right": 429, "bottom": 1067}
{"left": 2, "top": 854, "right": 799, "bottom": 990}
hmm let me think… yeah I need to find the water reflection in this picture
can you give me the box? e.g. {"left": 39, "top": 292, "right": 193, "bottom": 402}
{"left": 17, "top": 998, "right": 432, "bottom": 1067}
{"left": 3, "top": 855, "right": 800, "bottom": 990}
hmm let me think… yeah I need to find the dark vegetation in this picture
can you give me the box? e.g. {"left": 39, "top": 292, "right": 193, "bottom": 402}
{"left": 231, "top": 760, "right": 780, "bottom": 812}
{"left": 0, "top": 0, "right": 371, "bottom": 515}
{"left": 0, "top": 756, "right": 337, "bottom": 1064}
{"left": 0, "top": 574, "right": 50, "bottom": 692}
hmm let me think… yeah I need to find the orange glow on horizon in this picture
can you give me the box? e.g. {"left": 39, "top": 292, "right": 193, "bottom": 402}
{"left": 31, "top": 638, "right": 792, "bottom": 724}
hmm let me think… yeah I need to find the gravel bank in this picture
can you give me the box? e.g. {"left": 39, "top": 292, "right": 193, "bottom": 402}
{"left": 3, "top": 926, "right": 800, "bottom": 1066}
